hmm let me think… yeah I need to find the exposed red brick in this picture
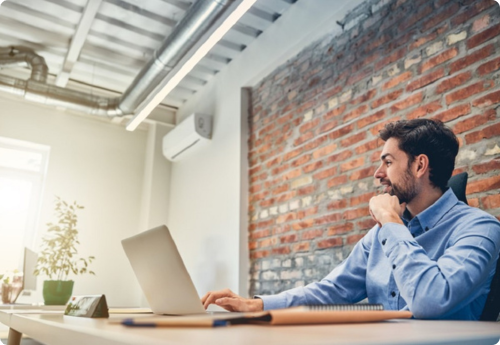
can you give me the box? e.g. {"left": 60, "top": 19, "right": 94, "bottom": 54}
{"left": 277, "top": 191, "right": 296, "bottom": 203}
{"left": 453, "top": 109, "right": 496, "bottom": 134}
{"left": 284, "top": 148, "right": 303, "bottom": 161}
{"left": 350, "top": 192, "right": 376, "bottom": 207}
{"left": 319, "top": 119, "right": 338, "bottom": 134}
{"left": 297, "top": 185, "right": 316, "bottom": 196}
{"left": 324, "top": 104, "right": 347, "bottom": 120}
{"left": 371, "top": 89, "right": 404, "bottom": 109}
{"left": 465, "top": 122, "right": 500, "bottom": 144}
{"left": 350, "top": 166, "right": 376, "bottom": 181}
{"left": 327, "top": 175, "right": 348, "bottom": 188}
{"left": 341, "top": 157, "right": 365, "bottom": 172}
{"left": 375, "top": 47, "right": 407, "bottom": 70}
{"left": 317, "top": 237, "right": 343, "bottom": 249}
{"left": 259, "top": 237, "right": 277, "bottom": 248}
{"left": 382, "top": 71, "right": 413, "bottom": 90}
{"left": 280, "top": 234, "right": 298, "bottom": 244}
{"left": 357, "top": 218, "right": 377, "bottom": 230}
{"left": 357, "top": 109, "right": 386, "bottom": 129}
{"left": 355, "top": 138, "right": 382, "bottom": 155}
{"left": 293, "top": 242, "right": 310, "bottom": 252}
{"left": 350, "top": 89, "right": 377, "bottom": 105}
{"left": 303, "top": 160, "right": 324, "bottom": 173}
{"left": 421, "top": 47, "right": 458, "bottom": 73}
{"left": 445, "top": 80, "right": 494, "bottom": 105}
{"left": 451, "top": 0, "right": 495, "bottom": 26}
{"left": 469, "top": 198, "right": 480, "bottom": 208}
{"left": 472, "top": 90, "right": 500, "bottom": 108}
{"left": 467, "top": 175, "right": 500, "bottom": 194}
{"left": 301, "top": 229, "right": 324, "bottom": 240}
{"left": 327, "top": 199, "right": 348, "bottom": 210}
{"left": 299, "top": 118, "right": 320, "bottom": 133}
{"left": 294, "top": 131, "right": 315, "bottom": 146}
{"left": 344, "top": 207, "right": 370, "bottom": 220}
{"left": 420, "top": 3, "right": 460, "bottom": 32}
{"left": 327, "top": 223, "right": 354, "bottom": 236}
{"left": 292, "top": 219, "right": 314, "bottom": 230}
{"left": 328, "top": 149, "right": 353, "bottom": 163}
{"left": 312, "top": 143, "right": 338, "bottom": 159}
{"left": 343, "top": 104, "right": 369, "bottom": 122}
{"left": 406, "top": 68, "right": 445, "bottom": 92}
{"left": 272, "top": 246, "right": 290, "bottom": 255}
{"left": 433, "top": 104, "right": 471, "bottom": 123}
{"left": 346, "top": 233, "right": 365, "bottom": 245}
{"left": 467, "top": 23, "right": 500, "bottom": 49}
{"left": 407, "top": 101, "right": 443, "bottom": 120}
{"left": 313, "top": 167, "right": 338, "bottom": 180}
{"left": 314, "top": 213, "right": 343, "bottom": 225}
{"left": 283, "top": 168, "right": 302, "bottom": 181}
{"left": 250, "top": 250, "right": 270, "bottom": 259}
{"left": 472, "top": 159, "right": 500, "bottom": 174}
{"left": 436, "top": 71, "right": 472, "bottom": 94}
{"left": 250, "top": 229, "right": 271, "bottom": 240}
{"left": 477, "top": 56, "right": 500, "bottom": 76}
{"left": 329, "top": 124, "right": 354, "bottom": 140}
{"left": 482, "top": 194, "right": 500, "bottom": 209}
{"left": 450, "top": 44, "right": 494, "bottom": 74}
{"left": 391, "top": 92, "right": 423, "bottom": 113}
{"left": 341, "top": 132, "right": 366, "bottom": 148}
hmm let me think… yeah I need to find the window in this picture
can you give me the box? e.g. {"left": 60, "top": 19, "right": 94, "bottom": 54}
{"left": 0, "top": 137, "right": 49, "bottom": 273}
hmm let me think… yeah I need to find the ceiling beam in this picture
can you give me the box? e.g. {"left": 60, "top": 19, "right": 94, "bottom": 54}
{"left": 55, "top": 0, "right": 102, "bottom": 87}
{"left": 159, "top": 0, "right": 191, "bottom": 11}
{"left": 248, "top": 7, "right": 280, "bottom": 23}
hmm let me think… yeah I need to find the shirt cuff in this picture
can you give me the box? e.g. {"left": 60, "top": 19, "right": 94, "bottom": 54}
{"left": 378, "top": 222, "right": 415, "bottom": 255}
{"left": 254, "top": 295, "right": 287, "bottom": 310}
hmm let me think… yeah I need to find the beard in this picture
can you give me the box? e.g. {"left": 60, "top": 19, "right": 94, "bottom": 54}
{"left": 381, "top": 168, "right": 418, "bottom": 204}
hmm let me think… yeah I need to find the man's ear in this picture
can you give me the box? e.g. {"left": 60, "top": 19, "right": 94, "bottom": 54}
{"left": 414, "top": 154, "right": 429, "bottom": 178}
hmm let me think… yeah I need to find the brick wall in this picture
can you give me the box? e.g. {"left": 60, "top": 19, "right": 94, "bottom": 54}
{"left": 248, "top": 0, "right": 500, "bottom": 296}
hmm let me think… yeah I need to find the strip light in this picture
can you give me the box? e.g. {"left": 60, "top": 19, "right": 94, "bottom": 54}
{"left": 126, "top": 0, "right": 258, "bottom": 131}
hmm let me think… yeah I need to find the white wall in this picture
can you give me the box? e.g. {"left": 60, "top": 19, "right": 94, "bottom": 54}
{"left": 0, "top": 94, "right": 160, "bottom": 307}
{"left": 170, "top": 0, "right": 365, "bottom": 297}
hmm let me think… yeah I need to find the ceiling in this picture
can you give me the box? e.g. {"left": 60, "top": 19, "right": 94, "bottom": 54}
{"left": 0, "top": 0, "right": 297, "bottom": 124}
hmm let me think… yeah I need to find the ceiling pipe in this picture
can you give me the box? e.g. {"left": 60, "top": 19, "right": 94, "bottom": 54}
{"left": 0, "top": 0, "right": 232, "bottom": 118}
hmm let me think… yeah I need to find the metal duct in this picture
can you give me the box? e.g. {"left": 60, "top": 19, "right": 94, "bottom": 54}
{"left": 118, "top": 0, "right": 231, "bottom": 114}
{"left": 0, "top": 47, "right": 48, "bottom": 83}
{"left": 0, "top": 0, "right": 232, "bottom": 118}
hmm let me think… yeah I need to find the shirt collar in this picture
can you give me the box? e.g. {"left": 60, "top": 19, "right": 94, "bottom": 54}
{"left": 410, "top": 188, "right": 458, "bottom": 232}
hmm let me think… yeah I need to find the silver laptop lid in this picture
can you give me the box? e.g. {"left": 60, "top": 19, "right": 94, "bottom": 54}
{"left": 121, "top": 225, "right": 205, "bottom": 315}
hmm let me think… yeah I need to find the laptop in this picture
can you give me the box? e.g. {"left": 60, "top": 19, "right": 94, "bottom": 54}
{"left": 122, "top": 225, "right": 223, "bottom": 315}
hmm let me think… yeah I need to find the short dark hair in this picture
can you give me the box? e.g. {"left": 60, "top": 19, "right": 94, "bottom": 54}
{"left": 379, "top": 119, "right": 459, "bottom": 192}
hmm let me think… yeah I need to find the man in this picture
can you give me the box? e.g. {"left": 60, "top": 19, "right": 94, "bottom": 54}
{"left": 202, "top": 119, "right": 500, "bottom": 320}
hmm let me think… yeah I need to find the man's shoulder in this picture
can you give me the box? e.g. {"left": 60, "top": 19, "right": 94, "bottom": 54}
{"left": 450, "top": 201, "right": 499, "bottom": 222}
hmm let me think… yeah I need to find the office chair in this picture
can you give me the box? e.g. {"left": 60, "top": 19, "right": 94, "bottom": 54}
{"left": 447, "top": 172, "right": 500, "bottom": 321}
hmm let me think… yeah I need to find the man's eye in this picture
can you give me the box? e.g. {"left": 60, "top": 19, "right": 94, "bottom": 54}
{"left": 386, "top": 161, "right": 392, "bottom": 166}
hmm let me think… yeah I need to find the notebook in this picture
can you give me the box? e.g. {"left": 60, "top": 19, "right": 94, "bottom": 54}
{"left": 121, "top": 225, "right": 223, "bottom": 315}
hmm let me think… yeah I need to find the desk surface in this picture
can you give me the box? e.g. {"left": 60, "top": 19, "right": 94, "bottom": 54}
{"left": 1, "top": 310, "right": 499, "bottom": 345}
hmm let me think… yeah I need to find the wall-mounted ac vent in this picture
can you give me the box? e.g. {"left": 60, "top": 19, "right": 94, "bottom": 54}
{"left": 162, "top": 113, "right": 212, "bottom": 162}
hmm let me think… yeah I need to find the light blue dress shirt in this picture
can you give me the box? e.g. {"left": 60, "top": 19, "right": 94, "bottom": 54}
{"left": 258, "top": 189, "right": 500, "bottom": 320}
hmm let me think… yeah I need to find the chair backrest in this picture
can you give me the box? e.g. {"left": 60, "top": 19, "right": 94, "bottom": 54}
{"left": 447, "top": 173, "right": 499, "bottom": 321}
{"left": 447, "top": 172, "right": 468, "bottom": 204}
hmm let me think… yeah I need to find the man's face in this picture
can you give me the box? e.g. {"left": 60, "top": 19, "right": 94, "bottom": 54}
{"left": 374, "top": 138, "right": 418, "bottom": 204}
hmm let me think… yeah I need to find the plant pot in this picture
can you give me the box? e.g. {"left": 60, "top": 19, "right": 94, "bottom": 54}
{"left": 1, "top": 282, "right": 23, "bottom": 304}
{"left": 43, "top": 280, "right": 74, "bottom": 305}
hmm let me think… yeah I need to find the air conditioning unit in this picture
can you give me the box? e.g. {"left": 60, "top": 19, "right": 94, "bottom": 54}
{"left": 162, "top": 113, "right": 212, "bottom": 161}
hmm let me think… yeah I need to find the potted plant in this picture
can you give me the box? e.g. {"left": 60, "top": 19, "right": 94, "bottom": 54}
{"left": 34, "top": 196, "right": 95, "bottom": 305}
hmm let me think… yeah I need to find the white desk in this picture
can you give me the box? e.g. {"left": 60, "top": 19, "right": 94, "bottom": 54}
{"left": 0, "top": 310, "right": 499, "bottom": 345}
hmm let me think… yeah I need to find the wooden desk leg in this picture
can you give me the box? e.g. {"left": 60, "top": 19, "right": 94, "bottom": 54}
{"left": 7, "top": 328, "right": 21, "bottom": 345}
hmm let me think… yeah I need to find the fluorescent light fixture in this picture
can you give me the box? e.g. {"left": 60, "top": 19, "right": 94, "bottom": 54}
{"left": 126, "top": 0, "right": 257, "bottom": 131}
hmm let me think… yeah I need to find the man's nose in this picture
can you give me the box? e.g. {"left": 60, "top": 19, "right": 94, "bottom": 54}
{"left": 374, "top": 164, "right": 385, "bottom": 179}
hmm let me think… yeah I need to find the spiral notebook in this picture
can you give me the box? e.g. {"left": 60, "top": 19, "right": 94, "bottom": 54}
{"left": 122, "top": 305, "right": 412, "bottom": 327}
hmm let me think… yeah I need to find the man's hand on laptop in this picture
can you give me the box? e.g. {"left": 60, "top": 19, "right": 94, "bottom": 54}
{"left": 201, "top": 289, "right": 263, "bottom": 312}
